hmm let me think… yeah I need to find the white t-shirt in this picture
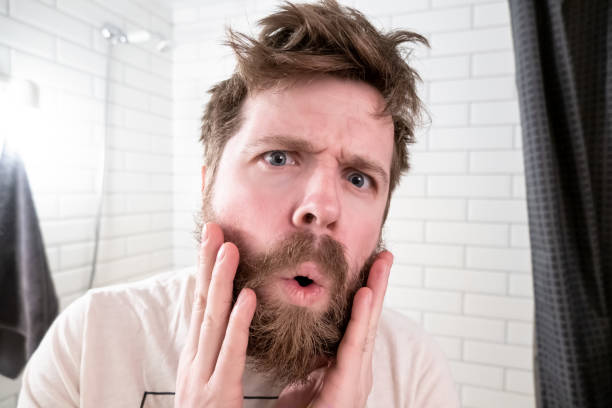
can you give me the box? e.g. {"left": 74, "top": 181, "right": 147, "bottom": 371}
{"left": 18, "top": 268, "right": 460, "bottom": 407}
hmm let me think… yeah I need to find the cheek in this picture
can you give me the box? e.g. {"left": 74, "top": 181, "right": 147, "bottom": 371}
{"left": 342, "top": 209, "right": 383, "bottom": 273}
{"left": 214, "top": 184, "right": 277, "bottom": 220}
{"left": 211, "top": 168, "right": 296, "bottom": 247}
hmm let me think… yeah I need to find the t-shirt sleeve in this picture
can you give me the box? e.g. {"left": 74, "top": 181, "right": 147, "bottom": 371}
{"left": 411, "top": 333, "right": 460, "bottom": 408}
{"left": 17, "top": 294, "right": 90, "bottom": 407}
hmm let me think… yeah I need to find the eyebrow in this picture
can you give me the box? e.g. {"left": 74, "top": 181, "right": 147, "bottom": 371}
{"left": 244, "top": 134, "right": 322, "bottom": 154}
{"left": 342, "top": 154, "right": 389, "bottom": 187}
{"left": 245, "top": 134, "right": 390, "bottom": 187}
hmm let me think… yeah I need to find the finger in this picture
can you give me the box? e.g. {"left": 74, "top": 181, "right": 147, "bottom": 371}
{"left": 185, "top": 223, "right": 224, "bottom": 359}
{"left": 364, "top": 251, "right": 393, "bottom": 356}
{"left": 334, "top": 287, "right": 372, "bottom": 375}
{"left": 196, "top": 223, "right": 225, "bottom": 308}
{"left": 195, "top": 242, "right": 240, "bottom": 379}
{"left": 211, "top": 288, "right": 256, "bottom": 385}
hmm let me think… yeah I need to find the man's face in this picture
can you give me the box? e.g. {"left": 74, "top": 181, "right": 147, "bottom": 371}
{"left": 201, "top": 75, "right": 394, "bottom": 383}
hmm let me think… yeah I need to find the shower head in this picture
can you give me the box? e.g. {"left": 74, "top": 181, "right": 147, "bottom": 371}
{"left": 101, "top": 24, "right": 127, "bottom": 44}
{"left": 126, "top": 30, "right": 151, "bottom": 44}
{"left": 101, "top": 23, "right": 171, "bottom": 52}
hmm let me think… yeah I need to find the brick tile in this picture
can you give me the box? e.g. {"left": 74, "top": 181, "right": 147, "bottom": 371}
{"left": 462, "top": 386, "right": 536, "bottom": 408}
{"left": 465, "top": 294, "right": 534, "bottom": 321}
{"left": 425, "top": 267, "right": 507, "bottom": 294}
{"left": 464, "top": 341, "right": 533, "bottom": 369}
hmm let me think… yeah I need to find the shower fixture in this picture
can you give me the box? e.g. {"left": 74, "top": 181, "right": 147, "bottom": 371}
{"left": 100, "top": 23, "right": 171, "bottom": 52}
{"left": 125, "top": 29, "right": 151, "bottom": 44}
{"left": 88, "top": 24, "right": 171, "bottom": 290}
{"left": 100, "top": 24, "right": 127, "bottom": 44}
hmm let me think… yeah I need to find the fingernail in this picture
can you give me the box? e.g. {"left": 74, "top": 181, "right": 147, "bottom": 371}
{"left": 236, "top": 289, "right": 248, "bottom": 307}
{"left": 217, "top": 244, "right": 226, "bottom": 261}
{"left": 201, "top": 224, "right": 208, "bottom": 242}
{"left": 363, "top": 290, "right": 372, "bottom": 306}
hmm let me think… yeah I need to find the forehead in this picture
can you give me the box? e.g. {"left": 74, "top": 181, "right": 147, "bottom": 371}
{"left": 234, "top": 76, "right": 394, "bottom": 168}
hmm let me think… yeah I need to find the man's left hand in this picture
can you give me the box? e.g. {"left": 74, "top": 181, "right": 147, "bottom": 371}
{"left": 276, "top": 251, "right": 393, "bottom": 408}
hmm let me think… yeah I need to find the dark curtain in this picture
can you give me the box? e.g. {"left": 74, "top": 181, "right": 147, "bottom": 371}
{"left": 509, "top": 1, "right": 612, "bottom": 407}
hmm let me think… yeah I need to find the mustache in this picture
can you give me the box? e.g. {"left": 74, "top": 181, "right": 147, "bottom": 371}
{"left": 226, "top": 228, "right": 350, "bottom": 292}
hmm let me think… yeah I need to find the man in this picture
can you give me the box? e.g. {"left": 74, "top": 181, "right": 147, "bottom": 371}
{"left": 18, "top": 1, "right": 459, "bottom": 407}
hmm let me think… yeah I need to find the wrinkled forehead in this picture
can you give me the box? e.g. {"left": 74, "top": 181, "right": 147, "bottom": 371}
{"left": 244, "top": 75, "right": 390, "bottom": 121}
{"left": 237, "top": 76, "right": 394, "bottom": 153}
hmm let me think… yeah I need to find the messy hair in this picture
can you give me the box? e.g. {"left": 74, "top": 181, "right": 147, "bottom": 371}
{"left": 200, "top": 0, "right": 427, "bottom": 211}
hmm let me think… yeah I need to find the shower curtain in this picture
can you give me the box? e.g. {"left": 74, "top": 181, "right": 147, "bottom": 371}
{"left": 509, "top": 1, "right": 612, "bottom": 407}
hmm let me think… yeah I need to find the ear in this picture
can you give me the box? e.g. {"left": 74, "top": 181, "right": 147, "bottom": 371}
{"left": 201, "top": 165, "right": 206, "bottom": 193}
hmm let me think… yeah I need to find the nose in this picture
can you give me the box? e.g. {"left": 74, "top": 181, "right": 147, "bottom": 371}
{"left": 291, "top": 169, "right": 340, "bottom": 233}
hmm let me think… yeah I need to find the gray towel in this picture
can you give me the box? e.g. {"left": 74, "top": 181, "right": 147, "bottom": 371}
{"left": 0, "top": 144, "right": 58, "bottom": 379}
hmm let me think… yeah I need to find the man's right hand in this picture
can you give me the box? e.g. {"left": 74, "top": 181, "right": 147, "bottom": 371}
{"left": 174, "top": 223, "right": 257, "bottom": 408}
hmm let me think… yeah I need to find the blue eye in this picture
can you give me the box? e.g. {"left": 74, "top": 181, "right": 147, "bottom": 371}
{"left": 348, "top": 172, "right": 368, "bottom": 188}
{"left": 264, "top": 151, "right": 288, "bottom": 166}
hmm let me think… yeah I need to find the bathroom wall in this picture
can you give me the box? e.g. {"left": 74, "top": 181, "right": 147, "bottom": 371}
{"left": 0, "top": 1, "right": 533, "bottom": 407}
{"left": 172, "top": 1, "right": 534, "bottom": 408}
{"left": 0, "top": 0, "right": 173, "bottom": 405}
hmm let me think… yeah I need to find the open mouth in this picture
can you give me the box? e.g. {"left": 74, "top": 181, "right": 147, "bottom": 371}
{"left": 274, "top": 262, "right": 328, "bottom": 309}
{"left": 294, "top": 275, "right": 314, "bottom": 287}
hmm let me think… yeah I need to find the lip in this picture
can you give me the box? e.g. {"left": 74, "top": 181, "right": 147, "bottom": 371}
{"left": 274, "top": 262, "right": 330, "bottom": 309}
{"left": 289, "top": 261, "right": 327, "bottom": 286}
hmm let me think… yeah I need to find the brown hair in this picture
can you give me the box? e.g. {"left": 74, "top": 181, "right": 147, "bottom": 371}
{"left": 200, "top": 0, "right": 427, "bottom": 217}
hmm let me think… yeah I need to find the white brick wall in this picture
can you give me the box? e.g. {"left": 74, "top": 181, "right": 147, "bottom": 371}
{"left": 0, "top": 1, "right": 536, "bottom": 407}
{"left": 171, "top": 1, "right": 534, "bottom": 407}
{"left": 0, "top": 0, "right": 172, "bottom": 404}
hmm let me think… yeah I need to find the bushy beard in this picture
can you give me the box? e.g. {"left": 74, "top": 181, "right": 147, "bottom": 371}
{"left": 197, "top": 197, "right": 380, "bottom": 386}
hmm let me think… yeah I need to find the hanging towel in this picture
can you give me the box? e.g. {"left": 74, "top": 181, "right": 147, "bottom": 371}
{"left": 0, "top": 145, "right": 58, "bottom": 379}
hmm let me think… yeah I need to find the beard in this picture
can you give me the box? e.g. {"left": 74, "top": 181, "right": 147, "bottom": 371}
{"left": 196, "top": 194, "right": 382, "bottom": 386}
